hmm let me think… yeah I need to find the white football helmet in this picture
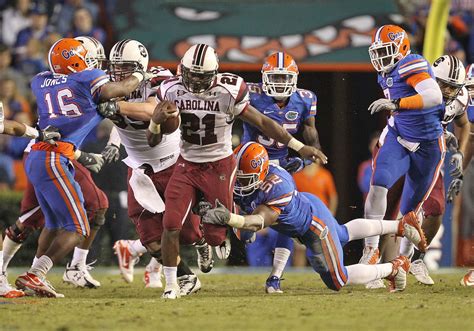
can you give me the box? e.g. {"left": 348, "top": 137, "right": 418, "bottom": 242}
{"left": 180, "top": 44, "right": 219, "bottom": 94}
{"left": 465, "top": 63, "right": 474, "bottom": 100}
{"left": 109, "top": 39, "right": 149, "bottom": 81}
{"left": 432, "top": 55, "right": 466, "bottom": 105}
{"left": 74, "top": 36, "right": 107, "bottom": 70}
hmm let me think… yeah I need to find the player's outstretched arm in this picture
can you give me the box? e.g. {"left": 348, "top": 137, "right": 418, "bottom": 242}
{"left": 146, "top": 100, "right": 178, "bottom": 147}
{"left": 201, "top": 199, "right": 279, "bottom": 232}
{"left": 454, "top": 112, "right": 471, "bottom": 170}
{"left": 117, "top": 96, "right": 157, "bottom": 121}
{"left": 240, "top": 105, "right": 327, "bottom": 164}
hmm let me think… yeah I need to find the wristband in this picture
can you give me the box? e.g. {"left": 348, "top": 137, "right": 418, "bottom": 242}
{"left": 22, "top": 125, "right": 39, "bottom": 139}
{"left": 148, "top": 120, "right": 161, "bottom": 134}
{"left": 131, "top": 72, "right": 144, "bottom": 83}
{"left": 288, "top": 138, "right": 304, "bottom": 152}
{"left": 228, "top": 213, "right": 245, "bottom": 228}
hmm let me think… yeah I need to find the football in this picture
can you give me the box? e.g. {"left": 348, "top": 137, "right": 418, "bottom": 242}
{"left": 160, "top": 102, "right": 180, "bottom": 134}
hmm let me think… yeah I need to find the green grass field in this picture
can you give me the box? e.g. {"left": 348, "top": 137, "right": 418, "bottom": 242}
{"left": 1, "top": 269, "right": 472, "bottom": 331}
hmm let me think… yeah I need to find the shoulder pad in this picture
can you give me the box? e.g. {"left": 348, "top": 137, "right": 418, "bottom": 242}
{"left": 215, "top": 73, "right": 246, "bottom": 100}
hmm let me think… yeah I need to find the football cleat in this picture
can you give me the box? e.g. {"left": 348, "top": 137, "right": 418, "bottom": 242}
{"left": 195, "top": 241, "right": 214, "bottom": 273}
{"left": 359, "top": 246, "right": 380, "bottom": 265}
{"left": 15, "top": 272, "right": 64, "bottom": 298}
{"left": 398, "top": 211, "right": 427, "bottom": 252}
{"left": 365, "top": 278, "right": 386, "bottom": 289}
{"left": 460, "top": 269, "right": 474, "bottom": 286}
{"left": 178, "top": 274, "right": 201, "bottom": 296}
{"left": 162, "top": 284, "right": 181, "bottom": 299}
{"left": 215, "top": 237, "right": 231, "bottom": 260}
{"left": 409, "top": 259, "right": 434, "bottom": 285}
{"left": 63, "top": 262, "right": 101, "bottom": 288}
{"left": 113, "top": 240, "right": 140, "bottom": 283}
{"left": 265, "top": 276, "right": 283, "bottom": 294}
{"left": 0, "top": 273, "right": 25, "bottom": 298}
{"left": 386, "top": 255, "right": 410, "bottom": 293}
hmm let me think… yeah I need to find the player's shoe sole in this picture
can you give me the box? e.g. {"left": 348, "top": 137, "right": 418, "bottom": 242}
{"left": 398, "top": 211, "right": 427, "bottom": 252}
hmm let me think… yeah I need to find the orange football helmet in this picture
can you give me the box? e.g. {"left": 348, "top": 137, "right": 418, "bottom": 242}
{"left": 369, "top": 25, "right": 411, "bottom": 73}
{"left": 261, "top": 52, "right": 298, "bottom": 99}
{"left": 233, "top": 142, "right": 270, "bottom": 196}
{"left": 48, "top": 38, "right": 89, "bottom": 75}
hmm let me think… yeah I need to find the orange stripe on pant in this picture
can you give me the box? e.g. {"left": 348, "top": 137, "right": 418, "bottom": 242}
{"left": 309, "top": 223, "right": 341, "bottom": 289}
{"left": 414, "top": 136, "right": 446, "bottom": 215}
{"left": 44, "top": 152, "right": 83, "bottom": 234}
{"left": 53, "top": 153, "right": 90, "bottom": 236}
{"left": 312, "top": 216, "right": 347, "bottom": 284}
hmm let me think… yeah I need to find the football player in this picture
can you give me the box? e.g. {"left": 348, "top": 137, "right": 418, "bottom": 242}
{"left": 104, "top": 39, "right": 208, "bottom": 295}
{"left": 0, "top": 103, "right": 59, "bottom": 298}
{"left": 147, "top": 43, "right": 327, "bottom": 299}
{"left": 2, "top": 37, "right": 110, "bottom": 290}
{"left": 361, "top": 25, "right": 444, "bottom": 284}
{"left": 14, "top": 37, "right": 154, "bottom": 297}
{"left": 199, "top": 142, "right": 427, "bottom": 293}
{"left": 241, "top": 52, "right": 321, "bottom": 293}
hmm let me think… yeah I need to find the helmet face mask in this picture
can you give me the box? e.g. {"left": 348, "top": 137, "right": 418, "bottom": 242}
{"left": 234, "top": 172, "right": 262, "bottom": 196}
{"left": 261, "top": 52, "right": 298, "bottom": 99}
{"left": 233, "top": 142, "right": 270, "bottom": 197}
{"left": 109, "top": 61, "right": 142, "bottom": 82}
{"left": 180, "top": 64, "right": 217, "bottom": 94}
{"left": 75, "top": 36, "right": 107, "bottom": 70}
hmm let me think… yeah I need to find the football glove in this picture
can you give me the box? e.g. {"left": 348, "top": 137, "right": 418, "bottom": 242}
{"left": 38, "top": 125, "right": 61, "bottom": 144}
{"left": 447, "top": 176, "right": 463, "bottom": 203}
{"left": 77, "top": 151, "right": 105, "bottom": 173}
{"left": 444, "top": 130, "right": 458, "bottom": 152}
{"left": 192, "top": 200, "right": 213, "bottom": 217}
{"left": 368, "top": 98, "right": 400, "bottom": 115}
{"left": 201, "top": 199, "right": 231, "bottom": 226}
{"left": 98, "top": 100, "right": 120, "bottom": 118}
{"left": 102, "top": 144, "right": 120, "bottom": 163}
{"left": 449, "top": 151, "right": 463, "bottom": 178}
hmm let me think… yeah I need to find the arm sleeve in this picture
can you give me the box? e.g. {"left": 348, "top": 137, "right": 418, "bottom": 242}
{"left": 399, "top": 75, "right": 443, "bottom": 109}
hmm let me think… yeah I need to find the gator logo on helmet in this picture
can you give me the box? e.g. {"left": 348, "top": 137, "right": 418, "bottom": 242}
{"left": 250, "top": 158, "right": 264, "bottom": 169}
{"left": 61, "top": 49, "right": 75, "bottom": 60}
{"left": 387, "top": 31, "right": 404, "bottom": 41}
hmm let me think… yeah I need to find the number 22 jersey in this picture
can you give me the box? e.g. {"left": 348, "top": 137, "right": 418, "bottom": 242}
{"left": 157, "top": 73, "right": 249, "bottom": 163}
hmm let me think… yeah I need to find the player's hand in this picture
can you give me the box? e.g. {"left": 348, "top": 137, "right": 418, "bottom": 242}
{"left": 281, "top": 157, "right": 305, "bottom": 174}
{"left": 98, "top": 100, "right": 120, "bottom": 118}
{"left": 38, "top": 125, "right": 61, "bottom": 145}
{"left": 449, "top": 151, "right": 463, "bottom": 178}
{"left": 77, "top": 151, "right": 105, "bottom": 173}
{"left": 192, "top": 200, "right": 213, "bottom": 217}
{"left": 151, "top": 100, "right": 179, "bottom": 125}
{"left": 368, "top": 98, "right": 400, "bottom": 115}
{"left": 298, "top": 145, "right": 328, "bottom": 164}
{"left": 201, "top": 199, "right": 231, "bottom": 226}
{"left": 447, "top": 176, "right": 463, "bottom": 203}
{"left": 444, "top": 130, "right": 458, "bottom": 152}
{"left": 102, "top": 144, "right": 120, "bottom": 163}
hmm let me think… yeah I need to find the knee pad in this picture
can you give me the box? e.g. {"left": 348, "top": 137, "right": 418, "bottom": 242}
{"left": 90, "top": 208, "right": 107, "bottom": 230}
{"left": 5, "top": 223, "right": 32, "bottom": 243}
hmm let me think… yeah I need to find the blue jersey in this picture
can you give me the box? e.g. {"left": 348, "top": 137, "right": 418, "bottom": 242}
{"left": 31, "top": 69, "right": 109, "bottom": 149}
{"left": 468, "top": 104, "right": 474, "bottom": 123}
{"left": 235, "top": 164, "right": 315, "bottom": 237}
{"left": 377, "top": 53, "right": 444, "bottom": 141}
{"left": 242, "top": 83, "right": 317, "bottom": 161}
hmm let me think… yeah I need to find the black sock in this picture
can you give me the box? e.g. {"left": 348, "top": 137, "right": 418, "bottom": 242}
{"left": 177, "top": 259, "right": 193, "bottom": 277}
{"left": 412, "top": 249, "right": 421, "bottom": 261}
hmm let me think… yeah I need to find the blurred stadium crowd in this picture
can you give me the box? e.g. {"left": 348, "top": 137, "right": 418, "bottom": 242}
{"left": 0, "top": 0, "right": 473, "bottom": 267}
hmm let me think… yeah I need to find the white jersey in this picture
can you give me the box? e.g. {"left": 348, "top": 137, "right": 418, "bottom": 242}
{"left": 442, "top": 86, "right": 468, "bottom": 126}
{"left": 112, "top": 77, "right": 180, "bottom": 173}
{"left": 157, "top": 73, "right": 249, "bottom": 163}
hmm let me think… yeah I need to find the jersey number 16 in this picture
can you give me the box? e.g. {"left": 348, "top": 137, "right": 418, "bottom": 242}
{"left": 45, "top": 88, "right": 82, "bottom": 118}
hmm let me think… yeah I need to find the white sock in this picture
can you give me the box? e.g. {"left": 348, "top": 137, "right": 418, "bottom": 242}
{"left": 345, "top": 219, "right": 399, "bottom": 241}
{"left": 2, "top": 236, "right": 22, "bottom": 273}
{"left": 129, "top": 240, "right": 147, "bottom": 256}
{"left": 271, "top": 248, "right": 291, "bottom": 278}
{"left": 146, "top": 258, "right": 162, "bottom": 272}
{"left": 31, "top": 256, "right": 39, "bottom": 268}
{"left": 163, "top": 266, "right": 177, "bottom": 289}
{"left": 363, "top": 185, "right": 388, "bottom": 248}
{"left": 0, "top": 251, "right": 3, "bottom": 274}
{"left": 71, "top": 247, "right": 89, "bottom": 267}
{"left": 346, "top": 262, "right": 393, "bottom": 285}
{"left": 399, "top": 237, "right": 414, "bottom": 258}
{"left": 29, "top": 255, "right": 53, "bottom": 279}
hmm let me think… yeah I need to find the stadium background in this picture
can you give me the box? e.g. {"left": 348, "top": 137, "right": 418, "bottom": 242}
{"left": 0, "top": 0, "right": 472, "bottom": 270}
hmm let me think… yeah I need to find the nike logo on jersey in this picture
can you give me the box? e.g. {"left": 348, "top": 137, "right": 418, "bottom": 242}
{"left": 263, "top": 110, "right": 273, "bottom": 114}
